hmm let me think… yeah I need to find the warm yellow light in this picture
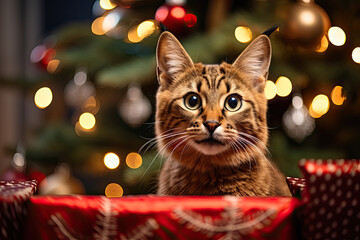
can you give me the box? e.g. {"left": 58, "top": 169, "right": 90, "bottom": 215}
{"left": 299, "top": 10, "right": 316, "bottom": 26}
{"left": 351, "top": 47, "right": 360, "bottom": 64}
{"left": 105, "top": 183, "right": 123, "bottom": 197}
{"left": 91, "top": 17, "right": 106, "bottom": 35}
{"left": 104, "top": 152, "right": 120, "bottom": 169}
{"left": 275, "top": 76, "right": 292, "bottom": 97}
{"left": 127, "top": 26, "right": 144, "bottom": 43}
{"left": 315, "top": 36, "right": 328, "bottom": 53}
{"left": 264, "top": 80, "right": 277, "bottom": 100}
{"left": 79, "top": 112, "right": 96, "bottom": 130}
{"left": 34, "top": 87, "right": 53, "bottom": 109}
{"left": 234, "top": 26, "right": 252, "bottom": 43}
{"left": 310, "top": 94, "right": 330, "bottom": 117}
{"left": 328, "top": 26, "right": 346, "bottom": 46}
{"left": 82, "top": 96, "right": 100, "bottom": 114}
{"left": 331, "top": 86, "right": 346, "bottom": 105}
{"left": 126, "top": 152, "right": 142, "bottom": 169}
{"left": 47, "top": 59, "right": 60, "bottom": 73}
{"left": 102, "top": 11, "right": 121, "bottom": 32}
{"left": 99, "top": 0, "right": 116, "bottom": 10}
{"left": 309, "top": 104, "right": 323, "bottom": 118}
{"left": 137, "top": 20, "right": 156, "bottom": 39}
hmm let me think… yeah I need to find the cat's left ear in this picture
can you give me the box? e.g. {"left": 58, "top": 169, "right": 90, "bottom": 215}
{"left": 232, "top": 35, "right": 271, "bottom": 93}
{"left": 156, "top": 32, "right": 194, "bottom": 87}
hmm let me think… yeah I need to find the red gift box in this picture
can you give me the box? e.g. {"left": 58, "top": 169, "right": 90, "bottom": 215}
{"left": 24, "top": 195, "right": 301, "bottom": 240}
{"left": 299, "top": 159, "right": 360, "bottom": 240}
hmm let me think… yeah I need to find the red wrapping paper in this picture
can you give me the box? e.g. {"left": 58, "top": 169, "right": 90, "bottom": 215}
{"left": 0, "top": 180, "right": 37, "bottom": 240}
{"left": 299, "top": 159, "right": 360, "bottom": 240}
{"left": 24, "top": 195, "right": 301, "bottom": 240}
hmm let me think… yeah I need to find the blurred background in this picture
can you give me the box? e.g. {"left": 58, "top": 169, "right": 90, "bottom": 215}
{"left": 0, "top": 0, "right": 359, "bottom": 196}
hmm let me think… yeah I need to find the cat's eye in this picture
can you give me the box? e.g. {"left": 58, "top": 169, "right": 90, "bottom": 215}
{"left": 224, "top": 94, "right": 242, "bottom": 112}
{"left": 184, "top": 93, "right": 201, "bottom": 110}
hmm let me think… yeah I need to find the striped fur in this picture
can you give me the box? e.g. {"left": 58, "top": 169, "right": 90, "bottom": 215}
{"left": 155, "top": 32, "right": 290, "bottom": 196}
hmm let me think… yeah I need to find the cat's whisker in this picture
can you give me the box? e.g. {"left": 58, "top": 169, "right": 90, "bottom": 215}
{"left": 237, "top": 136, "right": 276, "bottom": 173}
{"left": 139, "top": 131, "right": 187, "bottom": 153}
{"left": 238, "top": 132, "right": 271, "bottom": 157}
{"left": 138, "top": 135, "right": 188, "bottom": 183}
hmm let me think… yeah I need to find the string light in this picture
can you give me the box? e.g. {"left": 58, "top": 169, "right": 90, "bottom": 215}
{"left": 234, "top": 26, "right": 252, "bottom": 43}
{"left": 315, "top": 36, "right": 329, "bottom": 53}
{"left": 264, "top": 80, "right": 277, "bottom": 100}
{"left": 47, "top": 59, "right": 60, "bottom": 74}
{"left": 103, "top": 152, "right": 120, "bottom": 169}
{"left": 79, "top": 112, "right": 96, "bottom": 130}
{"left": 126, "top": 152, "right": 142, "bottom": 169}
{"left": 171, "top": 6, "right": 185, "bottom": 19}
{"left": 331, "top": 86, "right": 346, "bottom": 105}
{"left": 91, "top": 17, "right": 106, "bottom": 35}
{"left": 155, "top": 6, "right": 169, "bottom": 22}
{"left": 137, "top": 20, "right": 156, "bottom": 39}
{"left": 127, "top": 26, "right": 143, "bottom": 43}
{"left": 105, "top": 183, "right": 123, "bottom": 197}
{"left": 99, "top": 0, "right": 116, "bottom": 10}
{"left": 328, "top": 26, "right": 346, "bottom": 46}
{"left": 184, "top": 14, "right": 197, "bottom": 27}
{"left": 275, "top": 76, "right": 292, "bottom": 97}
{"left": 351, "top": 47, "right": 360, "bottom": 64}
{"left": 309, "top": 94, "right": 330, "bottom": 118}
{"left": 102, "top": 10, "right": 121, "bottom": 32}
{"left": 34, "top": 87, "right": 53, "bottom": 109}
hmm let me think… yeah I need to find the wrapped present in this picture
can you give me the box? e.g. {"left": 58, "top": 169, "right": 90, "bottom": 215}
{"left": 286, "top": 177, "right": 306, "bottom": 198}
{"left": 299, "top": 159, "right": 360, "bottom": 240}
{"left": 24, "top": 195, "right": 301, "bottom": 240}
{"left": 0, "top": 180, "right": 37, "bottom": 240}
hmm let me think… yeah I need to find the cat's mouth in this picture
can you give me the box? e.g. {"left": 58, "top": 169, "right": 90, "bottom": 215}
{"left": 195, "top": 138, "right": 224, "bottom": 146}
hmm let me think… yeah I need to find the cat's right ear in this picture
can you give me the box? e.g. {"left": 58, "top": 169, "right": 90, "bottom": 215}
{"left": 156, "top": 32, "right": 194, "bottom": 87}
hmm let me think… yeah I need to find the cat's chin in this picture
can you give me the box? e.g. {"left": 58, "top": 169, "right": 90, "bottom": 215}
{"left": 192, "top": 142, "right": 229, "bottom": 156}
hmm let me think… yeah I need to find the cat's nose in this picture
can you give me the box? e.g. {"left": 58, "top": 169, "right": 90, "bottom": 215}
{"left": 204, "top": 121, "right": 220, "bottom": 134}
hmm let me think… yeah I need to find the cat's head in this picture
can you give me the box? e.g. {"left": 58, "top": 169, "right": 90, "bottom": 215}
{"left": 155, "top": 31, "right": 271, "bottom": 168}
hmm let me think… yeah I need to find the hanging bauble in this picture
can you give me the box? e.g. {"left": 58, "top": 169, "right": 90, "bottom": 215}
{"left": 155, "top": 0, "right": 196, "bottom": 36}
{"left": 38, "top": 163, "right": 85, "bottom": 195}
{"left": 281, "top": 0, "right": 331, "bottom": 49}
{"left": 118, "top": 83, "right": 152, "bottom": 128}
{"left": 64, "top": 68, "right": 96, "bottom": 107}
{"left": 282, "top": 95, "right": 315, "bottom": 142}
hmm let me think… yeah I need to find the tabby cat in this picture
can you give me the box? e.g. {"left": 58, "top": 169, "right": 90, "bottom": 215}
{"left": 155, "top": 31, "right": 291, "bottom": 196}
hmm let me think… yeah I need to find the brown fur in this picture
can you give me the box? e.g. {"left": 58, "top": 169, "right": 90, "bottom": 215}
{"left": 155, "top": 32, "right": 291, "bottom": 197}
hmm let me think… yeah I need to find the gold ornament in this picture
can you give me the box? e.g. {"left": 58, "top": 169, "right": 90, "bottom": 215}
{"left": 281, "top": 0, "right": 331, "bottom": 49}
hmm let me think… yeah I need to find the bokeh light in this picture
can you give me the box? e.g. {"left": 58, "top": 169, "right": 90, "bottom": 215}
{"left": 126, "top": 152, "right": 142, "bottom": 169}
{"left": 351, "top": 47, "right": 360, "bottom": 64}
{"left": 171, "top": 6, "right": 185, "bottom": 19}
{"left": 99, "top": 0, "right": 116, "bottom": 10}
{"left": 91, "top": 17, "right": 106, "bottom": 35}
{"left": 34, "top": 87, "right": 53, "bottom": 109}
{"left": 46, "top": 59, "right": 60, "bottom": 74}
{"left": 102, "top": 10, "right": 121, "bottom": 32}
{"left": 155, "top": 6, "right": 169, "bottom": 22}
{"left": 79, "top": 112, "right": 96, "bottom": 130}
{"left": 264, "top": 80, "right": 277, "bottom": 100}
{"left": 275, "top": 76, "right": 292, "bottom": 97}
{"left": 184, "top": 14, "right": 197, "bottom": 27}
{"left": 137, "top": 20, "right": 156, "bottom": 38}
{"left": 103, "top": 152, "right": 120, "bottom": 169}
{"left": 315, "top": 36, "right": 328, "bottom": 53}
{"left": 328, "top": 26, "right": 346, "bottom": 46}
{"left": 105, "top": 183, "right": 123, "bottom": 197}
{"left": 234, "top": 26, "right": 252, "bottom": 43}
{"left": 127, "top": 26, "right": 144, "bottom": 43}
{"left": 82, "top": 96, "right": 100, "bottom": 114}
{"left": 30, "top": 45, "right": 47, "bottom": 63}
{"left": 309, "top": 94, "right": 330, "bottom": 118}
{"left": 331, "top": 86, "right": 346, "bottom": 105}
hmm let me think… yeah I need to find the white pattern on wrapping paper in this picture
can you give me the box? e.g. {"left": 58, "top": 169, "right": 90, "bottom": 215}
{"left": 172, "top": 196, "right": 277, "bottom": 239}
{"left": 49, "top": 215, "right": 79, "bottom": 240}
